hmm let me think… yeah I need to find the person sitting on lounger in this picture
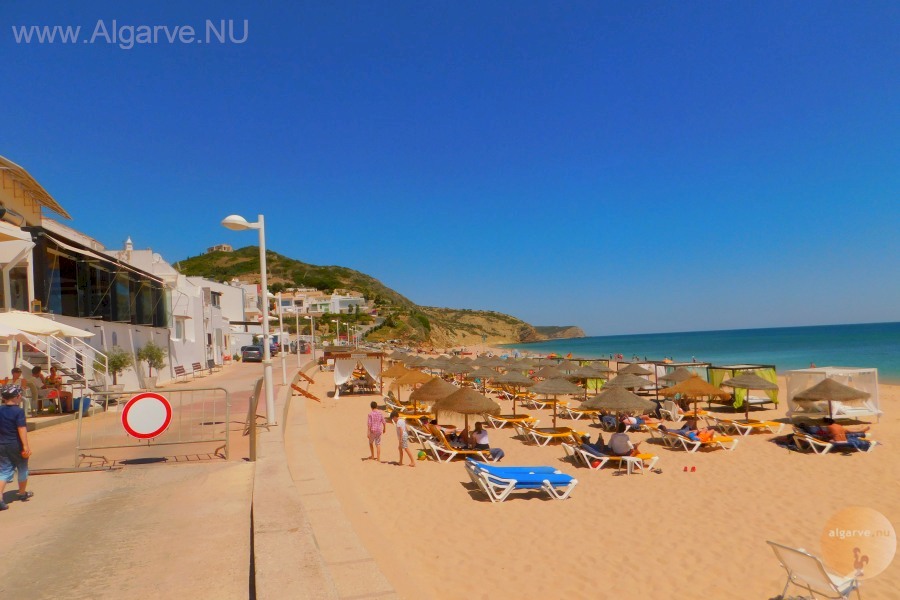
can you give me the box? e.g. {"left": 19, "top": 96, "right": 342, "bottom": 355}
{"left": 822, "top": 418, "right": 871, "bottom": 451}
{"left": 608, "top": 423, "right": 641, "bottom": 457}
{"left": 471, "top": 422, "right": 504, "bottom": 461}
{"left": 622, "top": 412, "right": 660, "bottom": 430}
{"left": 579, "top": 434, "right": 607, "bottom": 456}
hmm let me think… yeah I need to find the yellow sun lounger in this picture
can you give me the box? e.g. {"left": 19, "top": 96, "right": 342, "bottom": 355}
{"left": 712, "top": 417, "right": 784, "bottom": 436}
{"left": 562, "top": 442, "right": 659, "bottom": 475}
{"left": 486, "top": 413, "right": 539, "bottom": 429}
{"left": 661, "top": 430, "right": 739, "bottom": 453}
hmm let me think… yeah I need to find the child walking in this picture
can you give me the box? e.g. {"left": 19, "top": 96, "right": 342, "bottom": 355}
{"left": 366, "top": 401, "right": 386, "bottom": 462}
{"left": 390, "top": 410, "right": 416, "bottom": 467}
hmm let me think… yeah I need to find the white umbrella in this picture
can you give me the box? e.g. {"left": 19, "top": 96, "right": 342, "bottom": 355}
{"left": 0, "top": 322, "right": 37, "bottom": 344}
{"left": 0, "top": 310, "right": 93, "bottom": 338}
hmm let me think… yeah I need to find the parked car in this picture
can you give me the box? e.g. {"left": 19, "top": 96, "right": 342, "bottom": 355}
{"left": 241, "top": 345, "right": 263, "bottom": 363}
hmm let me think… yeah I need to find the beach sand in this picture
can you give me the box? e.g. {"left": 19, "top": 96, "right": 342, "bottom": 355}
{"left": 299, "top": 361, "right": 899, "bottom": 599}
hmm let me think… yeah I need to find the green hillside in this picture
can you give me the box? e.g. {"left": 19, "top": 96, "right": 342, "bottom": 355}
{"left": 173, "top": 246, "right": 414, "bottom": 308}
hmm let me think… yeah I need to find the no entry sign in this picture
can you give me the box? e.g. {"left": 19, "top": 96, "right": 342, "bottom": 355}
{"left": 121, "top": 392, "right": 173, "bottom": 439}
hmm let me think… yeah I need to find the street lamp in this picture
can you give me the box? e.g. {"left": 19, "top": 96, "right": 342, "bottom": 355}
{"left": 331, "top": 318, "right": 339, "bottom": 345}
{"left": 277, "top": 292, "right": 287, "bottom": 385}
{"left": 221, "top": 214, "right": 276, "bottom": 426}
{"left": 305, "top": 314, "right": 317, "bottom": 363}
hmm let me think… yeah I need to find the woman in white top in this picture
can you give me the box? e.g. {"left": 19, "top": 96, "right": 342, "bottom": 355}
{"left": 471, "top": 422, "right": 505, "bottom": 462}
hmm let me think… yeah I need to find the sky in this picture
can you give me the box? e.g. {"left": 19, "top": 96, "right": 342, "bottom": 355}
{"left": 2, "top": 1, "right": 898, "bottom": 336}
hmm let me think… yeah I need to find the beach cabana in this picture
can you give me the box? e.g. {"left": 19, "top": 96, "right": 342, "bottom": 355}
{"left": 708, "top": 364, "right": 778, "bottom": 411}
{"left": 328, "top": 349, "right": 384, "bottom": 398}
{"left": 786, "top": 367, "right": 881, "bottom": 422}
{"left": 721, "top": 372, "right": 780, "bottom": 420}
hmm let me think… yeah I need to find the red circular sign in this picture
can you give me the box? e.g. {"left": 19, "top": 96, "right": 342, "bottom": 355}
{"left": 121, "top": 392, "right": 173, "bottom": 439}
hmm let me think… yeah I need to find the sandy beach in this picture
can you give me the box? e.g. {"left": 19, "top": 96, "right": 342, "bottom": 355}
{"left": 298, "top": 360, "right": 899, "bottom": 599}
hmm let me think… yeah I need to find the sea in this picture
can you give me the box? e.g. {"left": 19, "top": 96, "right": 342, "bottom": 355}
{"left": 500, "top": 322, "right": 900, "bottom": 384}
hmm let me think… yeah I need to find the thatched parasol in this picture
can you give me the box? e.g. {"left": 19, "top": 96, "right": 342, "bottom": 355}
{"left": 531, "top": 377, "right": 584, "bottom": 428}
{"left": 604, "top": 373, "right": 654, "bottom": 390}
{"left": 586, "top": 362, "right": 614, "bottom": 374}
{"left": 467, "top": 367, "right": 497, "bottom": 392}
{"left": 534, "top": 366, "right": 564, "bottom": 379}
{"left": 408, "top": 377, "right": 459, "bottom": 408}
{"left": 403, "top": 355, "right": 425, "bottom": 367}
{"left": 659, "top": 367, "right": 696, "bottom": 383}
{"left": 433, "top": 387, "right": 501, "bottom": 429}
{"left": 659, "top": 374, "right": 731, "bottom": 416}
{"left": 491, "top": 370, "right": 534, "bottom": 415}
{"left": 581, "top": 387, "right": 657, "bottom": 413}
{"left": 381, "top": 363, "right": 410, "bottom": 379}
{"left": 555, "top": 360, "right": 580, "bottom": 373}
{"left": 618, "top": 363, "right": 653, "bottom": 376}
{"left": 392, "top": 369, "right": 433, "bottom": 409}
{"left": 721, "top": 372, "right": 779, "bottom": 419}
{"left": 569, "top": 366, "right": 609, "bottom": 400}
{"left": 792, "top": 377, "right": 870, "bottom": 420}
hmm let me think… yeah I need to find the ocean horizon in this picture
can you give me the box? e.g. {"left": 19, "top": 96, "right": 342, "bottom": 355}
{"left": 500, "top": 321, "right": 900, "bottom": 384}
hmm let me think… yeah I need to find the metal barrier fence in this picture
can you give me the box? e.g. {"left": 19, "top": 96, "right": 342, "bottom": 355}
{"left": 75, "top": 387, "right": 231, "bottom": 467}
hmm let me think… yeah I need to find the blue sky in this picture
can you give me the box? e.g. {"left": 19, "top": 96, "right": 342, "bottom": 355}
{"left": 2, "top": 1, "right": 898, "bottom": 335}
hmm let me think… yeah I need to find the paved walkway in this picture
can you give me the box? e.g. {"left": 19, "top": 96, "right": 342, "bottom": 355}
{"left": 0, "top": 359, "right": 395, "bottom": 599}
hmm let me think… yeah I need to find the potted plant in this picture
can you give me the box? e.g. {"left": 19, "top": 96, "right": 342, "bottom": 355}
{"left": 137, "top": 340, "right": 168, "bottom": 389}
{"left": 94, "top": 346, "right": 133, "bottom": 391}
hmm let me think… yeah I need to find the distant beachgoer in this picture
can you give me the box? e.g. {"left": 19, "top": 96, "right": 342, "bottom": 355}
{"left": 0, "top": 384, "right": 33, "bottom": 510}
{"left": 691, "top": 356, "right": 697, "bottom": 363}
{"left": 366, "top": 401, "right": 386, "bottom": 461}
{"left": 390, "top": 410, "right": 416, "bottom": 467}
{"left": 810, "top": 362, "right": 817, "bottom": 368}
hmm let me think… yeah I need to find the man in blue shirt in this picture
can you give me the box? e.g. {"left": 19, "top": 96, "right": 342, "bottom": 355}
{"left": 0, "top": 384, "right": 33, "bottom": 511}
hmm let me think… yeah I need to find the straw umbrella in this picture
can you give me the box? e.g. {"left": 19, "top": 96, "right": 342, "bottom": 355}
{"left": 534, "top": 366, "right": 564, "bottom": 380}
{"left": 618, "top": 363, "right": 653, "bottom": 376}
{"left": 721, "top": 372, "right": 779, "bottom": 420}
{"left": 492, "top": 370, "right": 535, "bottom": 415}
{"left": 604, "top": 373, "right": 654, "bottom": 390}
{"left": 392, "top": 369, "right": 433, "bottom": 409}
{"left": 432, "top": 387, "right": 501, "bottom": 430}
{"left": 659, "top": 367, "right": 696, "bottom": 384}
{"left": 381, "top": 363, "right": 410, "bottom": 380}
{"left": 569, "top": 366, "right": 609, "bottom": 400}
{"left": 659, "top": 374, "right": 731, "bottom": 416}
{"left": 556, "top": 360, "right": 580, "bottom": 373}
{"left": 792, "top": 378, "right": 870, "bottom": 420}
{"left": 467, "top": 367, "right": 497, "bottom": 393}
{"left": 582, "top": 387, "right": 657, "bottom": 414}
{"left": 408, "top": 377, "right": 459, "bottom": 412}
{"left": 530, "top": 378, "right": 584, "bottom": 428}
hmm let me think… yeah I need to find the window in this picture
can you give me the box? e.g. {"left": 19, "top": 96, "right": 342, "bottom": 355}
{"left": 211, "top": 291, "right": 222, "bottom": 308}
{"left": 174, "top": 318, "right": 185, "bottom": 340}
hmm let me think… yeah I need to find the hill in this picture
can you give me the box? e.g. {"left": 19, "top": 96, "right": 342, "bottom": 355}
{"left": 174, "top": 247, "right": 583, "bottom": 346}
{"left": 173, "top": 247, "right": 414, "bottom": 308}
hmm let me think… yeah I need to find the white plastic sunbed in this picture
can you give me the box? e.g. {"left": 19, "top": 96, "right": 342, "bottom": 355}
{"left": 767, "top": 540, "right": 861, "bottom": 599}
{"left": 561, "top": 442, "right": 659, "bottom": 475}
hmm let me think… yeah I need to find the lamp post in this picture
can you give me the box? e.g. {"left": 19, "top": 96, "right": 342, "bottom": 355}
{"left": 221, "top": 214, "right": 276, "bottom": 425}
{"left": 306, "top": 314, "right": 317, "bottom": 363}
{"left": 295, "top": 309, "right": 301, "bottom": 368}
{"left": 331, "top": 319, "right": 339, "bottom": 345}
{"left": 277, "top": 292, "right": 287, "bottom": 385}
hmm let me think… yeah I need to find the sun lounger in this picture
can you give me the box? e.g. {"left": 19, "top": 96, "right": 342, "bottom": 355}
{"left": 767, "top": 540, "right": 861, "bottom": 599}
{"left": 561, "top": 442, "right": 659, "bottom": 475}
{"left": 485, "top": 413, "right": 538, "bottom": 429}
{"left": 424, "top": 430, "right": 496, "bottom": 463}
{"left": 518, "top": 426, "right": 580, "bottom": 446}
{"left": 464, "top": 459, "right": 578, "bottom": 502}
{"left": 792, "top": 432, "right": 879, "bottom": 455}
{"left": 407, "top": 423, "right": 434, "bottom": 446}
{"left": 659, "top": 400, "right": 683, "bottom": 422}
{"left": 712, "top": 417, "right": 784, "bottom": 436}
{"left": 662, "top": 430, "right": 739, "bottom": 452}
{"left": 558, "top": 405, "right": 601, "bottom": 421}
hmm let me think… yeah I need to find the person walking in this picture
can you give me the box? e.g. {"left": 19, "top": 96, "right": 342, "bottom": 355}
{"left": 389, "top": 410, "right": 416, "bottom": 467}
{"left": 366, "top": 401, "right": 386, "bottom": 462}
{"left": 0, "top": 384, "right": 33, "bottom": 511}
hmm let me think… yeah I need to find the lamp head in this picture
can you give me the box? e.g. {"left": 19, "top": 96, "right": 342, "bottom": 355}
{"left": 221, "top": 214, "right": 258, "bottom": 231}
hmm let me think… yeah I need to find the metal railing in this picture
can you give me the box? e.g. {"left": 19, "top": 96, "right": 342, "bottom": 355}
{"left": 75, "top": 387, "right": 231, "bottom": 467}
